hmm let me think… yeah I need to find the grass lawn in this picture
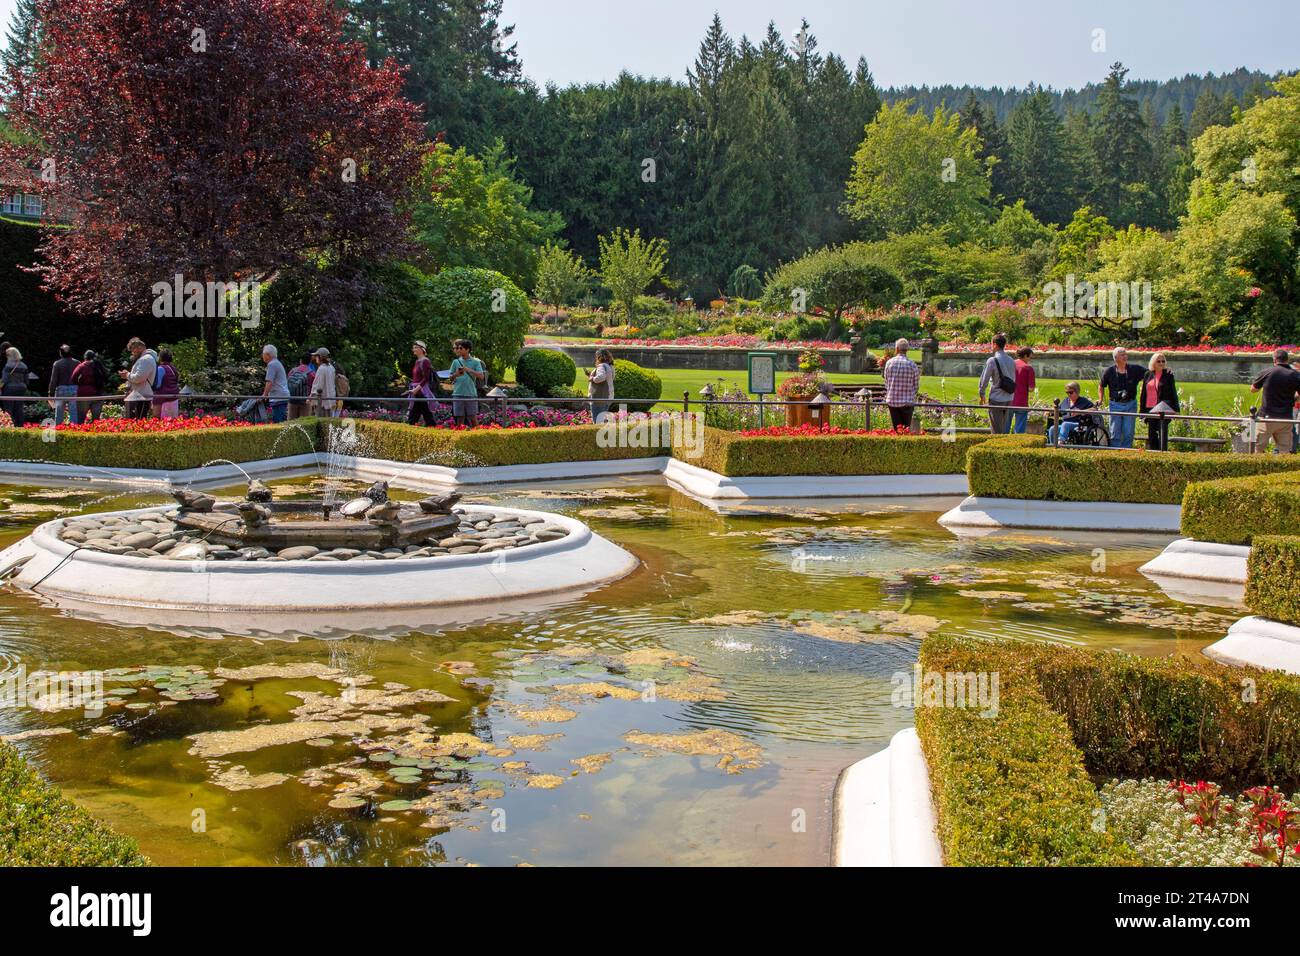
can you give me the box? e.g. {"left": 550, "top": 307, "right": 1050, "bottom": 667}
{"left": 567, "top": 367, "right": 1255, "bottom": 418}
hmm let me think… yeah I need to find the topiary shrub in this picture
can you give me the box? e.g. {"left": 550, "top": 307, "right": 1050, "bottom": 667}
{"left": 421, "top": 267, "right": 531, "bottom": 380}
{"left": 1181, "top": 471, "right": 1300, "bottom": 545}
{"left": 515, "top": 348, "right": 576, "bottom": 397}
{"left": 611, "top": 359, "right": 662, "bottom": 412}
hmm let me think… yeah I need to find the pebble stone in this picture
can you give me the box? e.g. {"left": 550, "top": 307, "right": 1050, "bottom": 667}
{"left": 57, "top": 508, "right": 569, "bottom": 562}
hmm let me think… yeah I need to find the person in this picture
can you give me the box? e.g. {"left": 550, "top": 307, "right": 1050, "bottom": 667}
{"left": 48, "top": 344, "right": 79, "bottom": 425}
{"left": 587, "top": 349, "right": 616, "bottom": 423}
{"left": 1011, "top": 346, "right": 1036, "bottom": 434}
{"left": 151, "top": 349, "right": 181, "bottom": 419}
{"left": 1, "top": 347, "right": 30, "bottom": 427}
{"left": 1250, "top": 348, "right": 1300, "bottom": 454}
{"left": 1099, "top": 347, "right": 1144, "bottom": 450}
{"left": 287, "top": 353, "right": 314, "bottom": 420}
{"left": 978, "top": 333, "right": 1017, "bottom": 434}
{"left": 882, "top": 338, "right": 920, "bottom": 431}
{"left": 308, "top": 347, "right": 338, "bottom": 418}
{"left": 70, "top": 350, "right": 108, "bottom": 424}
{"left": 1047, "top": 382, "right": 1098, "bottom": 445}
{"left": 120, "top": 337, "right": 156, "bottom": 420}
{"left": 449, "top": 339, "right": 485, "bottom": 427}
{"left": 406, "top": 340, "right": 436, "bottom": 426}
{"left": 260, "top": 344, "right": 290, "bottom": 423}
{"left": 1140, "top": 351, "right": 1179, "bottom": 451}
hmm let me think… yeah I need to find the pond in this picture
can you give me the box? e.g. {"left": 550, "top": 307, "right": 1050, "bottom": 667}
{"left": 0, "top": 477, "right": 1238, "bottom": 866}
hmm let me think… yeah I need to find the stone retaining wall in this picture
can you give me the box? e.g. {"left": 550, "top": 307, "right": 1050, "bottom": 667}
{"left": 521, "top": 344, "right": 858, "bottom": 374}
{"left": 933, "top": 350, "right": 1277, "bottom": 384}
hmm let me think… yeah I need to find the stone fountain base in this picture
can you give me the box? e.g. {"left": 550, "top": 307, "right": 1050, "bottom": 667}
{"left": 0, "top": 504, "right": 638, "bottom": 614}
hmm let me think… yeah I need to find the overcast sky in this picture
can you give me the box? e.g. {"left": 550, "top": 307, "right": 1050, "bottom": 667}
{"left": 1, "top": 1, "right": 1296, "bottom": 92}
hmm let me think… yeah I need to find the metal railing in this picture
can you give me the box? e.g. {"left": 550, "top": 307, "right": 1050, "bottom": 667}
{"left": 5, "top": 390, "right": 1295, "bottom": 453}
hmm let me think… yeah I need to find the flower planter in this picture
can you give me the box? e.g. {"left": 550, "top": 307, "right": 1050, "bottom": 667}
{"left": 785, "top": 402, "right": 814, "bottom": 428}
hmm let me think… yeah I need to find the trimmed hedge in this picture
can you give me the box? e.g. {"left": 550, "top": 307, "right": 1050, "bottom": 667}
{"left": 611, "top": 359, "right": 661, "bottom": 411}
{"left": 1181, "top": 471, "right": 1300, "bottom": 545}
{"left": 968, "top": 437, "right": 1300, "bottom": 504}
{"left": 0, "top": 741, "right": 148, "bottom": 866}
{"left": 0, "top": 419, "right": 322, "bottom": 471}
{"left": 515, "top": 348, "right": 576, "bottom": 398}
{"left": 349, "top": 419, "right": 664, "bottom": 467}
{"left": 919, "top": 636, "right": 1300, "bottom": 866}
{"left": 917, "top": 636, "right": 1137, "bottom": 866}
{"left": 683, "top": 429, "right": 1038, "bottom": 477}
{"left": 1246, "top": 535, "right": 1300, "bottom": 627}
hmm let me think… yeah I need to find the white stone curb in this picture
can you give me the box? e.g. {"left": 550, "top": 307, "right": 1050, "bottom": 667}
{"left": 0, "top": 503, "right": 638, "bottom": 613}
{"left": 1139, "top": 538, "right": 1249, "bottom": 584}
{"left": 939, "top": 495, "right": 1182, "bottom": 532}
{"left": 832, "top": 728, "right": 942, "bottom": 867}
{"left": 1204, "top": 616, "right": 1300, "bottom": 676}
{"left": 663, "top": 456, "right": 968, "bottom": 500}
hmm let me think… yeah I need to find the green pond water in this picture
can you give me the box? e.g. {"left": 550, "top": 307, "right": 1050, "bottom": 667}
{"left": 0, "top": 476, "right": 1239, "bottom": 866}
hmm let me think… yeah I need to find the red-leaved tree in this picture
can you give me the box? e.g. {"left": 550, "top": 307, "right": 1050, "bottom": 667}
{"left": 2, "top": 0, "right": 429, "bottom": 361}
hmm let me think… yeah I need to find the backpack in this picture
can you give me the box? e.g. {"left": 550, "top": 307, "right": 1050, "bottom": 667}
{"left": 287, "top": 366, "right": 310, "bottom": 398}
{"left": 335, "top": 370, "right": 350, "bottom": 398}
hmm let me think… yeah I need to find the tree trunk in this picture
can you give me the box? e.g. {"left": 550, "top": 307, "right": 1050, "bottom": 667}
{"left": 203, "top": 316, "right": 220, "bottom": 368}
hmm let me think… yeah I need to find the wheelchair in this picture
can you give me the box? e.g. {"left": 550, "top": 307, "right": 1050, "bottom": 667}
{"left": 1061, "top": 415, "right": 1110, "bottom": 448}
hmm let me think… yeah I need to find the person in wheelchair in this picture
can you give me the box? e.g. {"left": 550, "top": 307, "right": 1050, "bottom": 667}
{"left": 1048, "top": 382, "right": 1107, "bottom": 446}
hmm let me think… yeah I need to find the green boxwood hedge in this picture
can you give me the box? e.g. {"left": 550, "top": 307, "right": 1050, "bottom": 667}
{"left": 349, "top": 419, "right": 664, "bottom": 468}
{"left": 0, "top": 741, "right": 148, "bottom": 866}
{"left": 1181, "top": 471, "right": 1300, "bottom": 545}
{"left": 1245, "top": 535, "right": 1300, "bottom": 627}
{"left": 968, "top": 437, "right": 1300, "bottom": 504}
{"left": 919, "top": 636, "right": 1300, "bottom": 866}
{"left": 611, "top": 359, "right": 662, "bottom": 412}
{"left": 0, "top": 419, "right": 322, "bottom": 471}
{"left": 515, "top": 348, "right": 577, "bottom": 397}
{"left": 917, "top": 636, "right": 1137, "bottom": 866}
{"left": 684, "top": 429, "right": 1037, "bottom": 477}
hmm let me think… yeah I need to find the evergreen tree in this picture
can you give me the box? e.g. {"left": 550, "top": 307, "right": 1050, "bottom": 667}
{"left": 1189, "top": 88, "right": 1236, "bottom": 139}
{"left": 1, "top": 0, "right": 41, "bottom": 101}
{"left": 959, "top": 91, "right": 1011, "bottom": 203}
{"left": 1004, "top": 87, "right": 1076, "bottom": 225}
{"left": 1088, "top": 63, "right": 1158, "bottom": 226}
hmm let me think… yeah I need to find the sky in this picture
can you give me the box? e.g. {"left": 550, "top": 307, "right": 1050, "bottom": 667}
{"left": 499, "top": 0, "right": 1300, "bottom": 90}
{"left": 1, "top": 1, "right": 1296, "bottom": 92}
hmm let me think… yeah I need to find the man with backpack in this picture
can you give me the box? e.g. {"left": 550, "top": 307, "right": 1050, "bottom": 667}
{"left": 287, "top": 353, "right": 314, "bottom": 420}
{"left": 978, "top": 333, "right": 1018, "bottom": 434}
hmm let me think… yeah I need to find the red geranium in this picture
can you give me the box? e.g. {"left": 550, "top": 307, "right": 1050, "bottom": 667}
{"left": 24, "top": 415, "right": 254, "bottom": 433}
{"left": 738, "top": 424, "right": 921, "bottom": 437}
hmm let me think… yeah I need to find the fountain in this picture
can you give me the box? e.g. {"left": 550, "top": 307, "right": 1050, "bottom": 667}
{"left": 0, "top": 474, "right": 639, "bottom": 618}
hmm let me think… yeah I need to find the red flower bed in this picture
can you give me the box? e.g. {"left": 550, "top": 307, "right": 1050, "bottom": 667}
{"left": 24, "top": 415, "right": 254, "bottom": 434}
{"left": 526, "top": 334, "right": 850, "bottom": 351}
{"left": 939, "top": 342, "right": 1295, "bottom": 355}
{"left": 737, "top": 424, "right": 920, "bottom": 437}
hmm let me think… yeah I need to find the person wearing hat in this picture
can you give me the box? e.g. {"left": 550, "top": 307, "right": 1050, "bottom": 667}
{"left": 308, "top": 347, "right": 338, "bottom": 418}
{"left": 407, "top": 340, "right": 436, "bottom": 426}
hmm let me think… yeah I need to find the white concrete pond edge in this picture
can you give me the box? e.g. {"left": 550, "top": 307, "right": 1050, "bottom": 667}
{"left": 0, "top": 503, "right": 639, "bottom": 613}
{"left": 1139, "top": 538, "right": 1250, "bottom": 585}
{"left": 1204, "top": 617, "right": 1300, "bottom": 676}
{"left": 939, "top": 495, "right": 1182, "bottom": 533}
{"left": 0, "top": 454, "right": 973, "bottom": 500}
{"left": 832, "top": 728, "right": 942, "bottom": 867}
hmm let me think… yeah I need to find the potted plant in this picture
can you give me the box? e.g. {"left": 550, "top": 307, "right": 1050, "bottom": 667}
{"left": 777, "top": 372, "right": 828, "bottom": 427}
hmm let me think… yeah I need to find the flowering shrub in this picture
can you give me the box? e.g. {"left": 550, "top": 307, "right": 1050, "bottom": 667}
{"left": 0, "top": 410, "right": 12, "bottom": 428}
{"left": 23, "top": 415, "right": 251, "bottom": 433}
{"left": 737, "top": 424, "right": 921, "bottom": 437}
{"left": 1100, "top": 778, "right": 1300, "bottom": 867}
{"left": 796, "top": 348, "right": 825, "bottom": 373}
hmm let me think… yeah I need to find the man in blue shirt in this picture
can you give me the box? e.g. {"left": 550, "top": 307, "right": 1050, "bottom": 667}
{"left": 449, "top": 339, "right": 485, "bottom": 427}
